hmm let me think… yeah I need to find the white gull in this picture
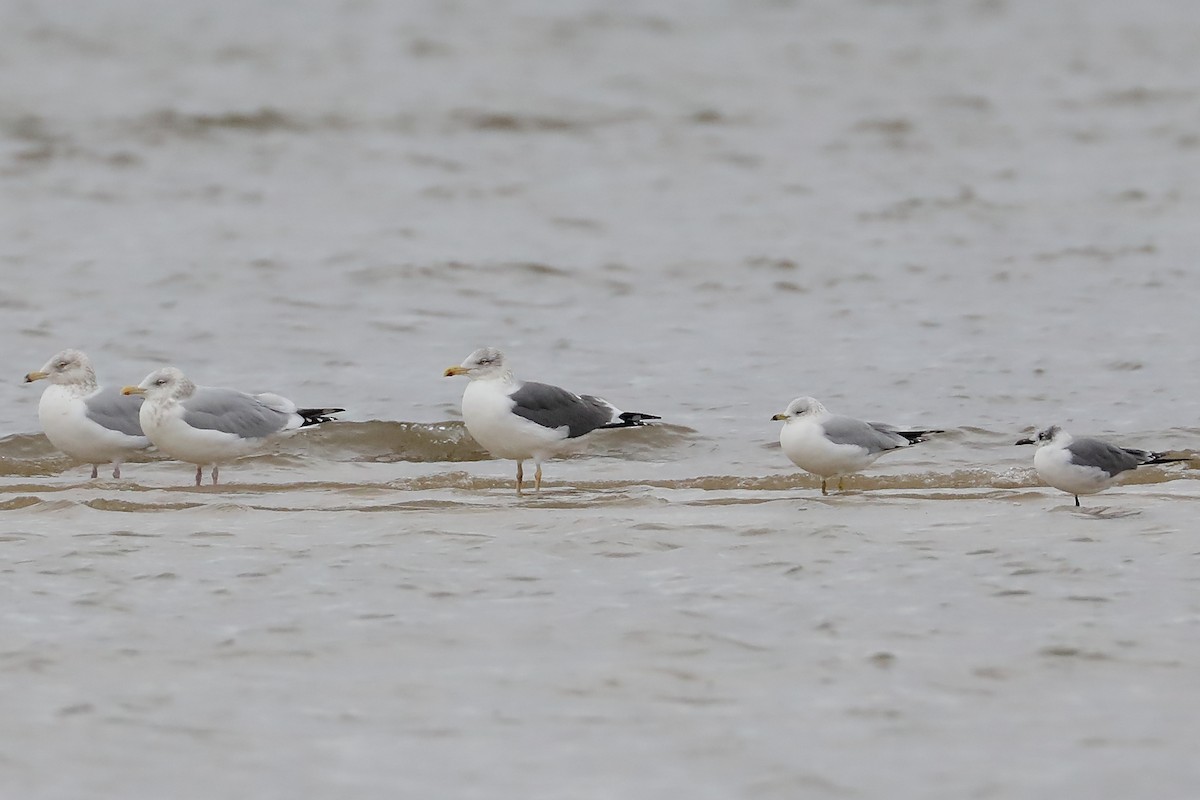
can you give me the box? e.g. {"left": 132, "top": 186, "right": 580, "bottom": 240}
{"left": 1016, "top": 425, "right": 1188, "bottom": 506}
{"left": 444, "top": 347, "right": 659, "bottom": 494}
{"left": 24, "top": 349, "right": 149, "bottom": 479}
{"left": 771, "top": 396, "right": 941, "bottom": 495}
{"left": 123, "top": 366, "right": 342, "bottom": 486}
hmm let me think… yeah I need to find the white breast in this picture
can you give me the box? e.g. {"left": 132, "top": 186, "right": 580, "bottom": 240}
{"left": 779, "top": 418, "right": 880, "bottom": 478}
{"left": 1033, "top": 444, "right": 1114, "bottom": 496}
{"left": 139, "top": 400, "right": 262, "bottom": 465}
{"left": 38, "top": 385, "right": 147, "bottom": 463}
{"left": 461, "top": 380, "right": 570, "bottom": 461}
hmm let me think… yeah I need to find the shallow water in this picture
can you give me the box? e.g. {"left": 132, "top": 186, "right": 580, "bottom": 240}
{"left": 3, "top": 0, "right": 1200, "bottom": 797}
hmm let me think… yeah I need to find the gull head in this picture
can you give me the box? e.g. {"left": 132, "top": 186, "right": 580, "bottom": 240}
{"left": 771, "top": 396, "right": 827, "bottom": 421}
{"left": 444, "top": 347, "right": 508, "bottom": 380}
{"left": 25, "top": 349, "right": 97, "bottom": 386}
{"left": 1016, "top": 425, "right": 1063, "bottom": 446}
{"left": 123, "top": 367, "right": 196, "bottom": 401}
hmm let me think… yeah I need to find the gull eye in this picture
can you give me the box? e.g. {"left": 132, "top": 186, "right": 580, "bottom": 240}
{"left": 155, "top": 378, "right": 167, "bottom": 386}
{"left": 56, "top": 361, "right": 69, "bottom": 369}
{"left": 477, "top": 358, "right": 493, "bottom": 366}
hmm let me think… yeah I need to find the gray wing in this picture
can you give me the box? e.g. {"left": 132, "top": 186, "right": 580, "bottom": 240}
{"left": 84, "top": 386, "right": 146, "bottom": 437}
{"left": 1067, "top": 438, "right": 1145, "bottom": 477}
{"left": 509, "top": 381, "right": 615, "bottom": 438}
{"left": 182, "top": 387, "right": 292, "bottom": 439}
{"left": 821, "top": 416, "right": 910, "bottom": 454}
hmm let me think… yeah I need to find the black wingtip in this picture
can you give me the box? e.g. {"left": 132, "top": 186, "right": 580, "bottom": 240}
{"left": 298, "top": 407, "right": 344, "bottom": 426}
{"left": 600, "top": 411, "right": 661, "bottom": 429}
{"left": 899, "top": 428, "right": 943, "bottom": 444}
{"left": 1145, "top": 452, "right": 1191, "bottom": 466}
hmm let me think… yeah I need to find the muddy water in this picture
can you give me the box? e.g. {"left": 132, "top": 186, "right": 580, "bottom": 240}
{"left": 3, "top": 0, "right": 1200, "bottom": 797}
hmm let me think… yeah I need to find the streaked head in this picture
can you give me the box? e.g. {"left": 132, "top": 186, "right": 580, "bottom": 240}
{"left": 25, "top": 349, "right": 96, "bottom": 386}
{"left": 771, "top": 396, "right": 827, "bottom": 421}
{"left": 1016, "top": 425, "right": 1063, "bottom": 446}
{"left": 444, "top": 347, "right": 508, "bottom": 380}
{"left": 122, "top": 367, "right": 196, "bottom": 400}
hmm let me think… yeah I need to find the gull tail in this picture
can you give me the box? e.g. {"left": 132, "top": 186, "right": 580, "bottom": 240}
{"left": 601, "top": 411, "right": 661, "bottom": 429}
{"left": 896, "top": 428, "right": 944, "bottom": 444}
{"left": 298, "top": 407, "right": 344, "bottom": 427}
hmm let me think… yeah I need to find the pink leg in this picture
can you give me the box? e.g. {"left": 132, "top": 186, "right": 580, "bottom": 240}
{"left": 515, "top": 461, "right": 524, "bottom": 495}
{"left": 194, "top": 465, "right": 203, "bottom": 486}
{"left": 90, "top": 464, "right": 99, "bottom": 479}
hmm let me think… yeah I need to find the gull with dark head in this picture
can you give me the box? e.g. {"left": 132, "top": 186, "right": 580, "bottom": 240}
{"left": 123, "top": 367, "right": 342, "bottom": 486}
{"left": 24, "top": 348, "right": 150, "bottom": 478}
{"left": 771, "top": 396, "right": 942, "bottom": 495}
{"left": 1016, "top": 425, "right": 1188, "bottom": 507}
{"left": 444, "top": 347, "right": 660, "bottom": 494}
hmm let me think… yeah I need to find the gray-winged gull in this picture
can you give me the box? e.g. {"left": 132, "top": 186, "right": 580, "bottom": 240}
{"left": 122, "top": 366, "right": 342, "bottom": 486}
{"left": 771, "top": 396, "right": 941, "bottom": 495}
{"left": 1016, "top": 425, "right": 1188, "bottom": 506}
{"left": 443, "top": 347, "right": 659, "bottom": 494}
{"left": 24, "top": 349, "right": 150, "bottom": 478}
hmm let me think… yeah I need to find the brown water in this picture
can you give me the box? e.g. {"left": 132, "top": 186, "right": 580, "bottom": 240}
{"left": 3, "top": 0, "right": 1200, "bottom": 797}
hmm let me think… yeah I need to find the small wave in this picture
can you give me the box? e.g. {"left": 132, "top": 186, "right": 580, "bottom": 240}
{"left": 4, "top": 469, "right": 1189, "bottom": 497}
{"left": 449, "top": 109, "right": 641, "bottom": 134}
{"left": 82, "top": 499, "right": 206, "bottom": 513}
{"left": 0, "top": 421, "right": 700, "bottom": 477}
{"left": 120, "top": 107, "right": 641, "bottom": 142}
{"left": 292, "top": 420, "right": 487, "bottom": 463}
{"left": 0, "top": 433, "right": 78, "bottom": 476}
{"left": 2, "top": 468, "right": 1194, "bottom": 513}
{"left": 280, "top": 420, "right": 696, "bottom": 463}
{"left": 0, "top": 496, "right": 42, "bottom": 510}
{"left": 136, "top": 108, "right": 321, "bottom": 136}
{"left": 1095, "top": 87, "right": 1196, "bottom": 107}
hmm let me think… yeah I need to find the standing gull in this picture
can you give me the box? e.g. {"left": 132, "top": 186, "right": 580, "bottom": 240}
{"left": 444, "top": 347, "right": 660, "bottom": 494}
{"left": 122, "top": 367, "right": 342, "bottom": 486}
{"left": 771, "top": 396, "right": 941, "bottom": 495}
{"left": 24, "top": 349, "right": 150, "bottom": 478}
{"left": 1016, "top": 425, "right": 1188, "bottom": 506}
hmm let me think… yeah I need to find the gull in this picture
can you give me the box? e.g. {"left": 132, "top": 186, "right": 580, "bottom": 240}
{"left": 1016, "top": 425, "right": 1189, "bottom": 506}
{"left": 443, "top": 347, "right": 660, "bottom": 494}
{"left": 23, "top": 348, "right": 150, "bottom": 478}
{"left": 771, "top": 396, "right": 941, "bottom": 495}
{"left": 122, "top": 367, "right": 342, "bottom": 486}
